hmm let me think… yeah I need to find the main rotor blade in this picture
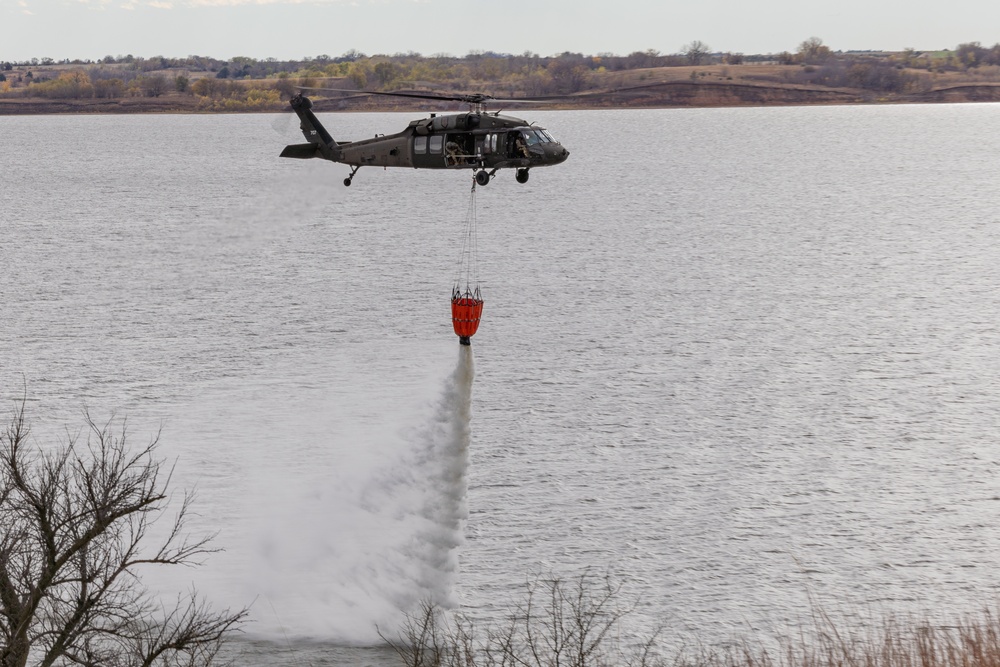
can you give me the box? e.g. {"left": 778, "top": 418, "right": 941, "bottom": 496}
{"left": 297, "top": 86, "right": 585, "bottom": 109}
{"left": 487, "top": 97, "right": 562, "bottom": 104}
{"left": 299, "top": 86, "right": 492, "bottom": 104}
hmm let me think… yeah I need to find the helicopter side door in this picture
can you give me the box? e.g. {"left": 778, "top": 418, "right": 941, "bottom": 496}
{"left": 411, "top": 133, "right": 447, "bottom": 169}
{"left": 508, "top": 130, "right": 531, "bottom": 159}
{"left": 444, "top": 133, "right": 476, "bottom": 167}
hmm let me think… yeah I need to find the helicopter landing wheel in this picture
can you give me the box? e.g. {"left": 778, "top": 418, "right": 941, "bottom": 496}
{"left": 515, "top": 168, "right": 530, "bottom": 184}
{"left": 344, "top": 165, "right": 361, "bottom": 187}
{"left": 475, "top": 170, "right": 491, "bottom": 187}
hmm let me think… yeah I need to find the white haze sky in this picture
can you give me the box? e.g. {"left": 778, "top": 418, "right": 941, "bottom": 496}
{"left": 2, "top": 0, "right": 998, "bottom": 62}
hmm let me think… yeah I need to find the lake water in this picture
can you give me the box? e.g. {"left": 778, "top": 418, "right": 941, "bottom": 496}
{"left": 4, "top": 102, "right": 1000, "bottom": 666}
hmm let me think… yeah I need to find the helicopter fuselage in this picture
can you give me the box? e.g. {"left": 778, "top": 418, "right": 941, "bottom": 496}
{"left": 280, "top": 94, "right": 569, "bottom": 186}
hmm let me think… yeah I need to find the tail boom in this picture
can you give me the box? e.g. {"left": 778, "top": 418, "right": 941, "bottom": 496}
{"left": 281, "top": 94, "right": 342, "bottom": 162}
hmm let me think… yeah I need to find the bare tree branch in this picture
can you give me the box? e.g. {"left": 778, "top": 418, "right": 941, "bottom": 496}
{"left": 0, "top": 400, "right": 246, "bottom": 667}
{"left": 384, "top": 570, "right": 656, "bottom": 667}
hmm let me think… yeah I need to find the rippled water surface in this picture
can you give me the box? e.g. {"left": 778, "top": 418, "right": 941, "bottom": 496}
{"left": 4, "top": 103, "right": 1000, "bottom": 665}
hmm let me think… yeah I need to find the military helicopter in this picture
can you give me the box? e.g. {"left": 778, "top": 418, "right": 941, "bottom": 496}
{"left": 279, "top": 88, "right": 570, "bottom": 186}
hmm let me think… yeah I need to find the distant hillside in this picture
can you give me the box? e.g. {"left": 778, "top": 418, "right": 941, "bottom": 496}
{"left": 4, "top": 42, "right": 1000, "bottom": 114}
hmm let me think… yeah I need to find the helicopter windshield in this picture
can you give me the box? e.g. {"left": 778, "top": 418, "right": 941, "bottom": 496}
{"left": 521, "top": 129, "right": 557, "bottom": 146}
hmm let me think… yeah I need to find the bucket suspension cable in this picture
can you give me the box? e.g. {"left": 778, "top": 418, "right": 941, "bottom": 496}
{"left": 453, "top": 180, "right": 480, "bottom": 298}
{"left": 451, "top": 179, "right": 484, "bottom": 346}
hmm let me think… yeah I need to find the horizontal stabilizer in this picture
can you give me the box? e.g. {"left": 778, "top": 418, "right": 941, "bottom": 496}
{"left": 280, "top": 143, "right": 322, "bottom": 159}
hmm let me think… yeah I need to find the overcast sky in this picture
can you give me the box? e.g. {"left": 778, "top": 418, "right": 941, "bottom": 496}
{"left": 3, "top": 0, "right": 999, "bottom": 62}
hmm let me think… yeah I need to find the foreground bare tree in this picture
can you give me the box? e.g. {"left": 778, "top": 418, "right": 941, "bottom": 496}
{"left": 385, "top": 576, "right": 1000, "bottom": 667}
{"left": 0, "top": 400, "right": 247, "bottom": 667}
{"left": 381, "top": 571, "right": 661, "bottom": 667}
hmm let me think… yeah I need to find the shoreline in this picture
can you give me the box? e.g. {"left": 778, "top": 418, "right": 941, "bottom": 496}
{"left": 4, "top": 80, "right": 1000, "bottom": 115}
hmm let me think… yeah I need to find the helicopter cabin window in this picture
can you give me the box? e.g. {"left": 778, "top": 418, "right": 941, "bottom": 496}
{"left": 482, "top": 133, "right": 498, "bottom": 154}
{"left": 429, "top": 135, "right": 444, "bottom": 154}
{"left": 414, "top": 136, "right": 427, "bottom": 153}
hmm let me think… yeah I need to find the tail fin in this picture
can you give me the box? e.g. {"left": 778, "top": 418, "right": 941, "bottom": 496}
{"left": 280, "top": 94, "right": 342, "bottom": 162}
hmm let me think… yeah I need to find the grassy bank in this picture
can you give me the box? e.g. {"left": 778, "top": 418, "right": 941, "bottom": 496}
{"left": 381, "top": 573, "right": 1000, "bottom": 667}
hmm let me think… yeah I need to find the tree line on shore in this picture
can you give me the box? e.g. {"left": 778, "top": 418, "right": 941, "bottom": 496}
{"left": 3, "top": 38, "right": 1000, "bottom": 109}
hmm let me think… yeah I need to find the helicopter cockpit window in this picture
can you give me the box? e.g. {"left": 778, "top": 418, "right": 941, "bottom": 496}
{"left": 522, "top": 129, "right": 556, "bottom": 145}
{"left": 429, "top": 136, "right": 444, "bottom": 154}
{"left": 414, "top": 136, "right": 427, "bottom": 153}
{"left": 521, "top": 130, "right": 543, "bottom": 147}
